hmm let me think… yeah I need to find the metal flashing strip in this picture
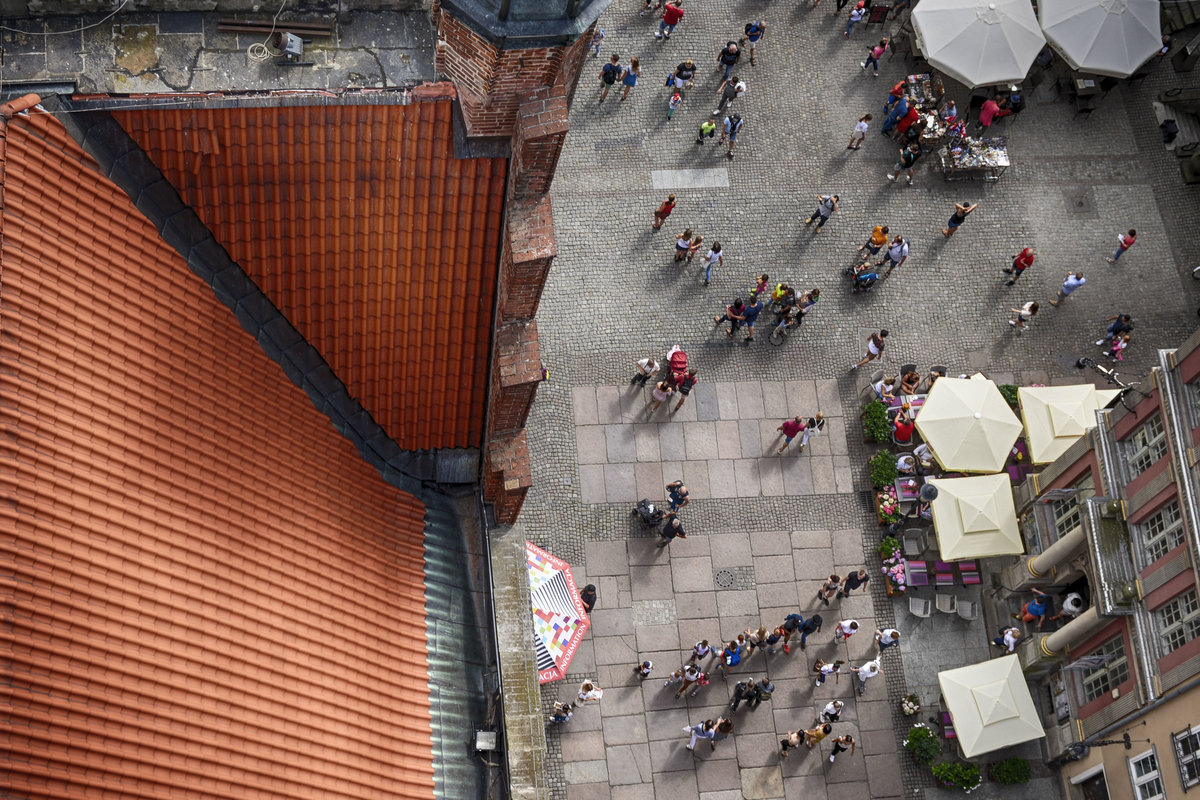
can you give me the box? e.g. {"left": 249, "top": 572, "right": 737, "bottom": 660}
{"left": 1084, "top": 497, "right": 1138, "bottom": 616}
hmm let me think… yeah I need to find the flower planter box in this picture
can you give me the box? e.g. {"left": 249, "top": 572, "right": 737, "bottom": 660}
{"left": 885, "top": 580, "right": 906, "bottom": 597}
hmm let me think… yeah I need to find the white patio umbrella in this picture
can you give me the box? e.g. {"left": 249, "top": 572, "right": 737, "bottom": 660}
{"left": 912, "top": 0, "right": 1047, "bottom": 88}
{"left": 1018, "top": 385, "right": 1122, "bottom": 464}
{"left": 915, "top": 374, "right": 1023, "bottom": 473}
{"left": 938, "top": 655, "right": 1045, "bottom": 758}
{"left": 928, "top": 474, "right": 1023, "bottom": 560}
{"left": 1039, "top": 0, "right": 1161, "bottom": 78}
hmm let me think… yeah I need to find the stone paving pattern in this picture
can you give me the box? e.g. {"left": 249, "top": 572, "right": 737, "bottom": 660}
{"left": 524, "top": 0, "right": 1200, "bottom": 797}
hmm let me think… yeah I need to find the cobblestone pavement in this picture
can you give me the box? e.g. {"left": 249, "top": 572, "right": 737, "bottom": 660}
{"left": 526, "top": 1, "right": 1200, "bottom": 799}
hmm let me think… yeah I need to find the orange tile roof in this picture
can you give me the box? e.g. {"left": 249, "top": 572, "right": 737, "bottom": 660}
{"left": 0, "top": 103, "right": 435, "bottom": 800}
{"left": 112, "top": 95, "right": 507, "bottom": 452}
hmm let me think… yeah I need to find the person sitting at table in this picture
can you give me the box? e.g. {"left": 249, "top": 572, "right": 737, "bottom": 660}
{"left": 975, "top": 95, "right": 1011, "bottom": 133}
{"left": 873, "top": 376, "right": 897, "bottom": 402}
{"left": 893, "top": 406, "right": 914, "bottom": 443}
{"left": 899, "top": 370, "right": 921, "bottom": 395}
{"left": 939, "top": 99, "right": 957, "bottom": 122}
{"left": 913, "top": 442, "right": 935, "bottom": 471}
{"left": 896, "top": 454, "right": 916, "bottom": 475}
{"left": 914, "top": 500, "right": 933, "bottom": 521}
{"left": 924, "top": 368, "right": 945, "bottom": 391}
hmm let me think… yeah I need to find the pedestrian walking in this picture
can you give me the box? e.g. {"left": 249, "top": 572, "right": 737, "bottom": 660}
{"left": 837, "top": 569, "right": 870, "bottom": 598}
{"left": 1049, "top": 271, "right": 1086, "bottom": 307}
{"left": 804, "top": 723, "right": 833, "bottom": 749}
{"left": 667, "top": 90, "right": 682, "bottom": 119}
{"left": 813, "top": 658, "right": 843, "bottom": 686}
{"left": 860, "top": 38, "right": 888, "bottom": 75}
{"left": 712, "top": 717, "right": 734, "bottom": 746}
{"left": 851, "top": 329, "right": 888, "bottom": 369}
{"left": 796, "top": 614, "right": 823, "bottom": 650}
{"left": 729, "top": 677, "right": 758, "bottom": 711}
{"left": 631, "top": 355, "right": 660, "bottom": 386}
{"left": 848, "top": 114, "right": 872, "bottom": 149}
{"left": 885, "top": 80, "right": 907, "bottom": 111}
{"left": 720, "top": 114, "right": 744, "bottom": 159}
{"left": 652, "top": 195, "right": 676, "bottom": 229}
{"left": 650, "top": 380, "right": 675, "bottom": 411}
{"left": 666, "top": 479, "right": 690, "bottom": 510}
{"left": 1108, "top": 332, "right": 1131, "bottom": 361}
{"left": 598, "top": 53, "right": 622, "bottom": 103}
{"left": 749, "top": 678, "right": 774, "bottom": 708}
{"left": 620, "top": 57, "right": 641, "bottom": 100}
{"left": 878, "top": 237, "right": 909, "bottom": 278}
{"left": 716, "top": 41, "right": 741, "bottom": 80}
{"left": 664, "top": 667, "right": 685, "bottom": 688}
{"left": 714, "top": 76, "right": 746, "bottom": 114}
{"left": 580, "top": 584, "right": 597, "bottom": 612}
{"left": 941, "top": 201, "right": 978, "bottom": 237}
{"left": 656, "top": 0, "right": 684, "bottom": 40}
{"left": 1003, "top": 246, "right": 1035, "bottom": 285}
{"left": 669, "top": 59, "right": 696, "bottom": 90}
{"left": 753, "top": 273, "right": 770, "bottom": 297}
{"left": 549, "top": 701, "right": 574, "bottom": 724}
{"left": 1096, "top": 313, "right": 1133, "bottom": 346}
{"left": 578, "top": 680, "right": 604, "bottom": 703}
{"left": 691, "top": 639, "right": 713, "bottom": 662}
{"left": 875, "top": 627, "right": 901, "bottom": 654}
{"left": 686, "top": 234, "right": 705, "bottom": 261}
{"left": 714, "top": 297, "right": 747, "bottom": 335}
{"left": 992, "top": 625, "right": 1021, "bottom": 653}
{"left": 683, "top": 719, "right": 716, "bottom": 751}
{"left": 590, "top": 27, "right": 605, "bottom": 57}
{"left": 829, "top": 735, "right": 857, "bottom": 763}
{"left": 820, "top": 699, "right": 845, "bottom": 723}
{"left": 740, "top": 20, "right": 766, "bottom": 65}
{"left": 851, "top": 660, "right": 881, "bottom": 696}
{"left": 845, "top": 4, "right": 866, "bottom": 37}
{"left": 886, "top": 142, "right": 922, "bottom": 185}
{"left": 780, "top": 730, "right": 804, "bottom": 758}
{"left": 745, "top": 626, "right": 770, "bottom": 656}
{"left": 634, "top": 660, "right": 654, "bottom": 678}
{"left": 780, "top": 612, "right": 803, "bottom": 653}
{"left": 702, "top": 241, "right": 723, "bottom": 284}
{"left": 673, "top": 368, "right": 699, "bottom": 411}
{"left": 805, "top": 194, "right": 840, "bottom": 233}
{"left": 765, "top": 627, "right": 784, "bottom": 654}
{"left": 674, "top": 228, "right": 693, "bottom": 262}
{"left": 1008, "top": 303, "right": 1036, "bottom": 335}
{"left": 834, "top": 619, "right": 859, "bottom": 643}
{"left": 655, "top": 515, "right": 686, "bottom": 547}
{"left": 675, "top": 663, "right": 703, "bottom": 697}
{"left": 741, "top": 293, "right": 764, "bottom": 341}
{"left": 881, "top": 93, "right": 908, "bottom": 134}
{"left": 776, "top": 416, "right": 806, "bottom": 454}
{"left": 696, "top": 115, "right": 717, "bottom": 144}
{"left": 718, "top": 638, "right": 744, "bottom": 677}
{"left": 858, "top": 225, "right": 889, "bottom": 260}
{"left": 816, "top": 574, "right": 841, "bottom": 606}
{"left": 1014, "top": 587, "right": 1051, "bottom": 628}
{"left": 641, "top": 0, "right": 661, "bottom": 15}
{"left": 1106, "top": 228, "right": 1137, "bottom": 263}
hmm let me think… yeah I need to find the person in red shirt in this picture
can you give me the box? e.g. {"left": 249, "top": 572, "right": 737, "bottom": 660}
{"left": 652, "top": 194, "right": 676, "bottom": 230}
{"left": 975, "top": 96, "right": 1012, "bottom": 131}
{"left": 885, "top": 80, "right": 907, "bottom": 111}
{"left": 893, "top": 104, "right": 920, "bottom": 139}
{"left": 1107, "top": 229, "right": 1137, "bottom": 263}
{"left": 892, "top": 408, "right": 914, "bottom": 443}
{"left": 1003, "top": 247, "right": 1034, "bottom": 286}
{"left": 656, "top": 0, "right": 684, "bottom": 40}
{"left": 777, "top": 416, "right": 806, "bottom": 453}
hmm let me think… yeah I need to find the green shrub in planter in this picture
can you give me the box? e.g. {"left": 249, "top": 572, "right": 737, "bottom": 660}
{"left": 862, "top": 400, "right": 891, "bottom": 443}
{"left": 998, "top": 384, "right": 1020, "bottom": 408}
{"left": 903, "top": 723, "right": 940, "bottom": 766}
{"left": 877, "top": 536, "right": 901, "bottom": 560}
{"left": 869, "top": 449, "right": 899, "bottom": 489}
{"left": 989, "top": 756, "right": 1031, "bottom": 785}
{"left": 931, "top": 761, "right": 981, "bottom": 793}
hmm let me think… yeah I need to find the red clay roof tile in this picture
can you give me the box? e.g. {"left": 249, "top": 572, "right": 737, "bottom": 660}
{"left": 112, "top": 97, "right": 504, "bottom": 452}
{"left": 1, "top": 107, "right": 435, "bottom": 800}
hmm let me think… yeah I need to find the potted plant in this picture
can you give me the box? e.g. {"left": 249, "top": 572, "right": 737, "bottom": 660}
{"left": 931, "top": 761, "right": 982, "bottom": 793}
{"left": 879, "top": 536, "right": 907, "bottom": 596}
{"left": 876, "top": 484, "right": 902, "bottom": 526}
{"left": 903, "top": 722, "right": 940, "bottom": 766}
{"left": 900, "top": 693, "right": 921, "bottom": 716}
{"left": 861, "top": 400, "right": 891, "bottom": 444}
{"left": 988, "top": 756, "right": 1031, "bottom": 785}
{"left": 869, "top": 449, "right": 899, "bottom": 490}
{"left": 998, "top": 384, "right": 1020, "bottom": 408}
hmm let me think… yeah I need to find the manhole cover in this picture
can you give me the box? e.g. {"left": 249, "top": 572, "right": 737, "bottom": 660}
{"left": 1064, "top": 188, "right": 1097, "bottom": 216}
{"left": 714, "top": 569, "right": 736, "bottom": 588}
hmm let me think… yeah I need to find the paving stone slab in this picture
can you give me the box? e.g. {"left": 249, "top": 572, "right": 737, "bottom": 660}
{"left": 636, "top": 622, "right": 682, "bottom": 655}
{"left": 783, "top": 775, "right": 830, "bottom": 800}
{"left": 681, "top": 459, "right": 711, "bottom": 500}
{"left": 684, "top": 421, "right": 719, "bottom": 461}
{"left": 573, "top": 386, "right": 599, "bottom": 426}
{"left": 604, "top": 462, "right": 638, "bottom": 504}
{"left": 644, "top": 706, "right": 692, "bottom": 740}
{"left": 587, "top": 540, "right": 632, "bottom": 577}
{"left": 865, "top": 752, "right": 905, "bottom": 798}
{"left": 595, "top": 635, "right": 641, "bottom": 668}
{"left": 610, "top": 785, "right": 654, "bottom": 800}
{"left": 716, "top": 589, "right": 760, "bottom": 618}
{"left": 597, "top": 386, "right": 623, "bottom": 425}
{"left": 715, "top": 383, "right": 740, "bottom": 420}
{"left": 692, "top": 382, "right": 719, "bottom": 422}
{"left": 649, "top": 737, "right": 700, "bottom": 773}
{"left": 561, "top": 730, "right": 608, "bottom": 762}
{"left": 856, "top": 700, "right": 895, "bottom": 732}
{"left": 659, "top": 424, "right": 687, "bottom": 462}
{"left": 564, "top": 759, "right": 609, "bottom": 785}
{"left": 738, "top": 418, "right": 764, "bottom": 459}
{"left": 709, "top": 532, "right": 754, "bottom": 567}
{"left": 634, "top": 423, "right": 662, "bottom": 462}
{"left": 714, "top": 419, "right": 742, "bottom": 460}
{"left": 671, "top": 556, "right": 715, "bottom": 593}
{"left": 750, "top": 530, "right": 793, "bottom": 556}
{"left": 821, "top": 747, "right": 868, "bottom": 783}
{"left": 629, "top": 538, "right": 668, "bottom": 567}
{"left": 606, "top": 424, "right": 638, "bottom": 463}
{"left": 740, "top": 765, "right": 784, "bottom": 800}
{"left": 755, "top": 554, "right": 798, "bottom": 585}
{"left": 700, "top": 790, "right": 744, "bottom": 800}
{"left": 635, "top": 461, "right": 666, "bottom": 503}
{"left": 580, "top": 463, "right": 607, "bottom": 504}
{"left": 780, "top": 457, "right": 815, "bottom": 495}
{"left": 756, "top": 581, "right": 800, "bottom": 611}
{"left": 567, "top": 783, "right": 612, "bottom": 800}
{"left": 696, "top": 756, "right": 743, "bottom": 792}
{"left": 676, "top": 591, "right": 720, "bottom": 620}
{"left": 707, "top": 460, "right": 739, "bottom": 498}
{"left": 792, "top": 548, "right": 836, "bottom": 581}
{"left": 578, "top": 425, "right": 608, "bottom": 465}
{"left": 631, "top": 565, "right": 675, "bottom": 601}
{"left": 737, "top": 382, "right": 766, "bottom": 420}
{"left": 607, "top": 743, "right": 654, "bottom": 785}
{"left": 785, "top": 381, "right": 819, "bottom": 418}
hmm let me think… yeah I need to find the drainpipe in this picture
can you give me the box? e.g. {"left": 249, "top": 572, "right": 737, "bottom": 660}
{"left": 1039, "top": 606, "right": 1107, "bottom": 657}
{"left": 1026, "top": 526, "right": 1087, "bottom": 579}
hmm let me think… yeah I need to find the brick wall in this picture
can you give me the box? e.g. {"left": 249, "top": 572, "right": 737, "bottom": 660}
{"left": 498, "top": 196, "right": 556, "bottom": 320}
{"left": 483, "top": 430, "right": 532, "bottom": 525}
{"left": 511, "top": 89, "right": 570, "bottom": 198}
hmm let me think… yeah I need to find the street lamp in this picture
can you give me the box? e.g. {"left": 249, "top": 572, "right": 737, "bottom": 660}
{"left": 1051, "top": 732, "right": 1151, "bottom": 768}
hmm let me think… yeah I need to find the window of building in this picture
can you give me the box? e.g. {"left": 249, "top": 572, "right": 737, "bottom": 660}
{"left": 1188, "top": 380, "right": 1200, "bottom": 429}
{"left": 1157, "top": 588, "right": 1200, "bottom": 654}
{"left": 1122, "top": 414, "right": 1166, "bottom": 479}
{"left": 1175, "top": 725, "right": 1200, "bottom": 790}
{"left": 1080, "top": 637, "right": 1130, "bottom": 704}
{"left": 1128, "top": 750, "right": 1165, "bottom": 800}
{"left": 1140, "top": 499, "right": 1185, "bottom": 563}
{"left": 1051, "top": 474, "right": 1095, "bottom": 540}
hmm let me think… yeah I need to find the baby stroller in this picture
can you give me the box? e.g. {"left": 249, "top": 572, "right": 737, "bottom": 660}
{"left": 633, "top": 498, "right": 665, "bottom": 526}
{"left": 844, "top": 265, "right": 879, "bottom": 293}
{"left": 666, "top": 345, "right": 688, "bottom": 386}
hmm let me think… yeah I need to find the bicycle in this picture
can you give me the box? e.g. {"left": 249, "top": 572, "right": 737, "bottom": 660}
{"left": 1075, "top": 357, "right": 1144, "bottom": 410}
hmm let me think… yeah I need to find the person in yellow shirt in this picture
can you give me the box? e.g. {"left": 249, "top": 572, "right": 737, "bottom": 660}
{"left": 857, "top": 224, "right": 889, "bottom": 262}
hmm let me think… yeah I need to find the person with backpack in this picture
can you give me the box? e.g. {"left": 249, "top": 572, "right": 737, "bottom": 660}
{"left": 748, "top": 677, "right": 774, "bottom": 709}
{"left": 845, "top": 3, "right": 866, "bottom": 38}
{"left": 779, "top": 612, "right": 804, "bottom": 653}
{"left": 718, "top": 638, "right": 744, "bottom": 677}
{"left": 729, "top": 677, "right": 757, "bottom": 711}
{"left": 673, "top": 368, "right": 699, "bottom": 412}
{"left": 620, "top": 57, "right": 641, "bottom": 101}
{"left": 598, "top": 53, "right": 622, "bottom": 103}
{"left": 720, "top": 114, "right": 744, "bottom": 159}
{"left": 716, "top": 41, "right": 741, "bottom": 80}
{"left": 714, "top": 297, "right": 747, "bottom": 335}
{"left": 740, "top": 20, "right": 766, "bottom": 65}
{"left": 886, "top": 142, "right": 923, "bottom": 185}
{"left": 589, "top": 27, "right": 605, "bottom": 57}
{"left": 714, "top": 75, "right": 746, "bottom": 115}
{"left": 796, "top": 614, "right": 823, "bottom": 650}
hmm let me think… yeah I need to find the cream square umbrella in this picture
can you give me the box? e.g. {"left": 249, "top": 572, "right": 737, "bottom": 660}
{"left": 1039, "top": 0, "right": 1161, "bottom": 78}
{"left": 1018, "top": 385, "right": 1122, "bottom": 464}
{"left": 915, "top": 374, "right": 1023, "bottom": 473}
{"left": 912, "top": 0, "right": 1046, "bottom": 88}
{"left": 928, "top": 474, "right": 1023, "bottom": 560}
{"left": 938, "top": 655, "right": 1045, "bottom": 758}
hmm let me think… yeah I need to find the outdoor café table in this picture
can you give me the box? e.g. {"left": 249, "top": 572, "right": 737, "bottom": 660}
{"left": 888, "top": 394, "right": 927, "bottom": 416}
{"left": 894, "top": 475, "right": 935, "bottom": 503}
{"left": 1073, "top": 75, "right": 1102, "bottom": 97}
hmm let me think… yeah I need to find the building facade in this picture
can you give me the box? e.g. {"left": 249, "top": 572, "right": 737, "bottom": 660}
{"left": 990, "top": 328, "right": 1200, "bottom": 800}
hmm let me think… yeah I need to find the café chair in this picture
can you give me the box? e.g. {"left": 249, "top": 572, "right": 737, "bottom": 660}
{"left": 902, "top": 529, "right": 927, "bottom": 557}
{"left": 935, "top": 593, "right": 957, "bottom": 614}
{"left": 956, "top": 598, "right": 979, "bottom": 621}
{"left": 909, "top": 596, "right": 933, "bottom": 618}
